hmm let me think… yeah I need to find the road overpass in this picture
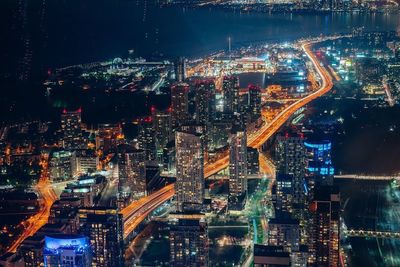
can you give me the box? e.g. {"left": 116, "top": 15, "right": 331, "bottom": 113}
{"left": 122, "top": 184, "right": 175, "bottom": 239}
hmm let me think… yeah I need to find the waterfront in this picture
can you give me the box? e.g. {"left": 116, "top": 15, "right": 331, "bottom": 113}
{"left": 1, "top": 1, "right": 400, "bottom": 77}
{"left": 1, "top": 1, "right": 400, "bottom": 122}
{"left": 338, "top": 179, "right": 400, "bottom": 266}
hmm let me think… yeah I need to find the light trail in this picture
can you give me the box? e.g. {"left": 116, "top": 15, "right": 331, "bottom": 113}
{"left": 7, "top": 155, "right": 57, "bottom": 253}
{"left": 203, "top": 37, "right": 335, "bottom": 178}
{"left": 117, "top": 36, "right": 338, "bottom": 239}
{"left": 122, "top": 184, "right": 175, "bottom": 239}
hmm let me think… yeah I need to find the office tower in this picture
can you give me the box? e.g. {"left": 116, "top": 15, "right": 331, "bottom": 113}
{"left": 71, "top": 149, "right": 98, "bottom": 177}
{"left": 268, "top": 216, "right": 300, "bottom": 252}
{"left": 163, "top": 141, "right": 176, "bottom": 173}
{"left": 19, "top": 235, "right": 45, "bottom": 267}
{"left": 151, "top": 107, "right": 172, "bottom": 160}
{"left": 310, "top": 186, "right": 340, "bottom": 267}
{"left": 95, "top": 123, "right": 124, "bottom": 153}
{"left": 0, "top": 252, "right": 24, "bottom": 266}
{"left": 247, "top": 147, "right": 259, "bottom": 175}
{"left": 229, "top": 126, "right": 247, "bottom": 208}
{"left": 171, "top": 83, "right": 190, "bottom": 129}
{"left": 253, "top": 245, "right": 291, "bottom": 267}
{"left": 49, "top": 150, "right": 73, "bottom": 182}
{"left": 208, "top": 119, "right": 232, "bottom": 151}
{"left": 304, "top": 140, "right": 334, "bottom": 186}
{"left": 248, "top": 84, "right": 262, "bottom": 122}
{"left": 180, "top": 123, "right": 208, "bottom": 160}
{"left": 222, "top": 76, "right": 240, "bottom": 114}
{"left": 175, "top": 57, "right": 186, "bottom": 83}
{"left": 175, "top": 130, "right": 204, "bottom": 212}
{"left": 195, "top": 80, "right": 216, "bottom": 125}
{"left": 78, "top": 207, "right": 124, "bottom": 267}
{"left": 49, "top": 198, "right": 81, "bottom": 233}
{"left": 169, "top": 217, "right": 208, "bottom": 266}
{"left": 60, "top": 109, "right": 84, "bottom": 150}
{"left": 43, "top": 235, "right": 92, "bottom": 267}
{"left": 275, "top": 134, "right": 307, "bottom": 212}
{"left": 117, "top": 145, "right": 147, "bottom": 201}
{"left": 275, "top": 174, "right": 294, "bottom": 213}
{"left": 138, "top": 118, "right": 157, "bottom": 161}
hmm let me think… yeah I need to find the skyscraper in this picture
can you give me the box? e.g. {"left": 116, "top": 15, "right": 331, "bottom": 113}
{"left": 195, "top": 80, "right": 216, "bottom": 125}
{"left": 304, "top": 140, "right": 334, "bottom": 186}
{"left": 138, "top": 117, "right": 157, "bottom": 161}
{"left": 248, "top": 84, "right": 262, "bottom": 122}
{"left": 268, "top": 216, "right": 300, "bottom": 252}
{"left": 174, "top": 57, "right": 186, "bottom": 83}
{"left": 175, "top": 130, "right": 204, "bottom": 212}
{"left": 43, "top": 235, "right": 92, "bottom": 267}
{"left": 151, "top": 107, "right": 172, "bottom": 161}
{"left": 310, "top": 186, "right": 340, "bottom": 267}
{"left": 275, "top": 173, "right": 294, "bottom": 213}
{"left": 229, "top": 126, "right": 247, "bottom": 208}
{"left": 247, "top": 147, "right": 260, "bottom": 175}
{"left": 275, "top": 134, "right": 307, "bottom": 213}
{"left": 222, "top": 76, "right": 240, "bottom": 114}
{"left": 117, "top": 145, "right": 147, "bottom": 202}
{"left": 60, "top": 109, "right": 84, "bottom": 150}
{"left": 171, "top": 83, "right": 190, "bottom": 129}
{"left": 78, "top": 207, "right": 124, "bottom": 267}
{"left": 49, "top": 150, "right": 74, "bottom": 182}
{"left": 169, "top": 216, "right": 208, "bottom": 267}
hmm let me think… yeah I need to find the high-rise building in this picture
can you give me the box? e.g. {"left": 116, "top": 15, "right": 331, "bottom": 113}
{"left": 174, "top": 57, "right": 186, "bottom": 83}
{"left": 275, "top": 174, "right": 294, "bottom": 213}
{"left": 18, "top": 235, "right": 45, "bottom": 267}
{"left": 222, "top": 76, "right": 240, "bottom": 114}
{"left": 95, "top": 124, "right": 124, "bottom": 153}
{"left": 60, "top": 109, "right": 84, "bottom": 150}
{"left": 304, "top": 140, "right": 334, "bottom": 186}
{"left": 169, "top": 217, "right": 208, "bottom": 266}
{"left": 117, "top": 145, "right": 147, "bottom": 202}
{"left": 171, "top": 84, "right": 190, "bottom": 129}
{"left": 138, "top": 118, "right": 157, "bottom": 161}
{"left": 229, "top": 126, "right": 247, "bottom": 208}
{"left": 43, "top": 235, "right": 92, "bottom": 267}
{"left": 275, "top": 134, "right": 307, "bottom": 212}
{"left": 78, "top": 207, "right": 124, "bottom": 267}
{"left": 49, "top": 150, "right": 74, "bottom": 182}
{"left": 247, "top": 147, "right": 259, "bottom": 175}
{"left": 195, "top": 80, "right": 216, "bottom": 125}
{"left": 253, "top": 244, "right": 291, "bottom": 267}
{"left": 71, "top": 149, "right": 98, "bottom": 177}
{"left": 151, "top": 107, "right": 172, "bottom": 160}
{"left": 248, "top": 84, "right": 262, "bottom": 122}
{"left": 310, "top": 186, "right": 340, "bottom": 267}
{"left": 268, "top": 216, "right": 300, "bottom": 252}
{"left": 175, "top": 130, "right": 204, "bottom": 212}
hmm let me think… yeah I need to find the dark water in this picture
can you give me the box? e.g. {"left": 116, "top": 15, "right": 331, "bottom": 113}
{"left": 1, "top": 0, "right": 400, "bottom": 121}
{"left": 1, "top": 0, "right": 400, "bottom": 78}
{"left": 338, "top": 180, "right": 400, "bottom": 266}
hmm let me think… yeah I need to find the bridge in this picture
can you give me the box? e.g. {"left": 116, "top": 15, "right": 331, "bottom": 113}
{"left": 344, "top": 229, "right": 400, "bottom": 239}
{"left": 334, "top": 175, "right": 398, "bottom": 181}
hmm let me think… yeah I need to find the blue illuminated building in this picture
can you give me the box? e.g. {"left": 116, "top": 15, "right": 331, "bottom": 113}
{"left": 43, "top": 235, "right": 92, "bottom": 267}
{"left": 304, "top": 140, "right": 334, "bottom": 185}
